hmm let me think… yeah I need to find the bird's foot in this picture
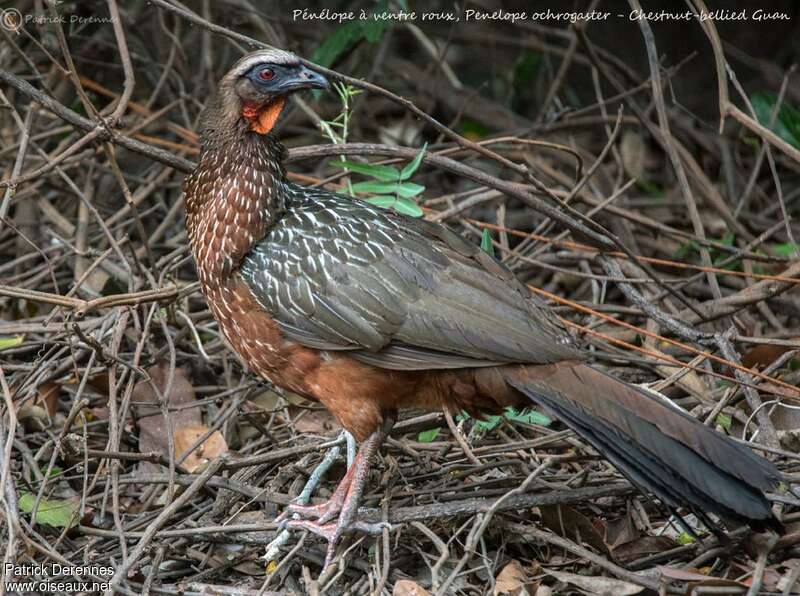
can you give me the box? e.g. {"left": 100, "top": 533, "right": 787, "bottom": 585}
{"left": 283, "top": 513, "right": 391, "bottom": 569}
{"left": 276, "top": 418, "right": 395, "bottom": 570}
{"left": 276, "top": 496, "right": 343, "bottom": 525}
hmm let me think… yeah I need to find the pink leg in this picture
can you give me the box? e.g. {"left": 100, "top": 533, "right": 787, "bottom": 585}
{"left": 279, "top": 459, "right": 356, "bottom": 523}
{"left": 280, "top": 414, "right": 395, "bottom": 569}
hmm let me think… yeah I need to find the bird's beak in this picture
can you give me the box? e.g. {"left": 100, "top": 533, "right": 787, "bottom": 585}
{"left": 280, "top": 65, "right": 329, "bottom": 93}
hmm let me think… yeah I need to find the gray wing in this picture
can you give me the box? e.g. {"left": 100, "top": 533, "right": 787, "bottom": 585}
{"left": 239, "top": 186, "right": 582, "bottom": 370}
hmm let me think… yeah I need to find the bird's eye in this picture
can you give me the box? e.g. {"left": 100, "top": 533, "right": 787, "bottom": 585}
{"left": 258, "top": 68, "right": 275, "bottom": 81}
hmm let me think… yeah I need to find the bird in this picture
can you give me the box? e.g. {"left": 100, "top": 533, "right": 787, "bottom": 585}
{"left": 183, "top": 48, "right": 783, "bottom": 568}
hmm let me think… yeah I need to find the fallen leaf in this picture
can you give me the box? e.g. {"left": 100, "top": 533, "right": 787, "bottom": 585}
{"left": 393, "top": 579, "right": 431, "bottom": 596}
{"left": 0, "top": 335, "right": 24, "bottom": 351}
{"left": 645, "top": 345, "right": 709, "bottom": 398}
{"left": 250, "top": 389, "right": 282, "bottom": 412}
{"left": 657, "top": 566, "right": 719, "bottom": 581}
{"left": 17, "top": 404, "right": 49, "bottom": 432}
{"left": 741, "top": 567, "right": 781, "bottom": 591}
{"left": 18, "top": 492, "right": 80, "bottom": 528}
{"left": 36, "top": 382, "right": 61, "bottom": 417}
{"left": 540, "top": 505, "right": 609, "bottom": 555}
{"left": 620, "top": 131, "right": 646, "bottom": 180}
{"left": 614, "top": 536, "right": 675, "bottom": 564}
{"left": 133, "top": 364, "right": 200, "bottom": 473}
{"left": 418, "top": 427, "right": 441, "bottom": 443}
{"left": 603, "top": 514, "right": 639, "bottom": 552}
{"left": 773, "top": 398, "right": 800, "bottom": 430}
{"left": 740, "top": 344, "right": 795, "bottom": 371}
{"left": 494, "top": 559, "right": 534, "bottom": 595}
{"left": 174, "top": 425, "right": 228, "bottom": 472}
{"left": 547, "top": 569, "right": 643, "bottom": 595}
{"left": 291, "top": 406, "right": 338, "bottom": 434}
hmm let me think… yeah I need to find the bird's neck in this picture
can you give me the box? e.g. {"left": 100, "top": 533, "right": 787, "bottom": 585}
{"left": 184, "top": 130, "right": 288, "bottom": 285}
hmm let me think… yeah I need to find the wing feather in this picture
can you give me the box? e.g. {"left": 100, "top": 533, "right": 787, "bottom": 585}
{"left": 239, "top": 186, "right": 582, "bottom": 369}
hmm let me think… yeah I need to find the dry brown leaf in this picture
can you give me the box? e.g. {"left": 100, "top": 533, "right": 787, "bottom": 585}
{"left": 647, "top": 344, "right": 708, "bottom": 397}
{"left": 249, "top": 389, "right": 282, "bottom": 412}
{"left": 547, "top": 569, "right": 643, "bottom": 595}
{"left": 540, "top": 505, "right": 609, "bottom": 555}
{"left": 620, "top": 130, "right": 646, "bottom": 180}
{"left": 17, "top": 404, "right": 49, "bottom": 432}
{"left": 134, "top": 363, "right": 200, "bottom": 473}
{"left": 494, "top": 559, "right": 534, "bottom": 595}
{"left": 36, "top": 381, "right": 60, "bottom": 417}
{"left": 614, "top": 536, "right": 675, "bottom": 564}
{"left": 740, "top": 343, "right": 795, "bottom": 371}
{"left": 393, "top": 579, "right": 431, "bottom": 596}
{"left": 657, "top": 566, "right": 743, "bottom": 585}
{"left": 603, "top": 514, "right": 639, "bottom": 552}
{"left": 290, "top": 406, "right": 338, "bottom": 434}
{"left": 174, "top": 425, "right": 228, "bottom": 472}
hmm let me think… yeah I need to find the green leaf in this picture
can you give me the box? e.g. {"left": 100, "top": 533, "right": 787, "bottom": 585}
{"left": 718, "top": 232, "right": 735, "bottom": 247}
{"left": 312, "top": 22, "right": 365, "bottom": 69}
{"left": 330, "top": 160, "right": 400, "bottom": 181}
{"left": 674, "top": 240, "right": 699, "bottom": 261}
{"left": 750, "top": 91, "right": 800, "bottom": 149}
{"left": 458, "top": 120, "right": 489, "bottom": 140}
{"left": 311, "top": 0, "right": 391, "bottom": 68}
{"left": 417, "top": 427, "right": 440, "bottom": 442}
{"left": 393, "top": 198, "right": 424, "bottom": 217}
{"left": 351, "top": 181, "right": 424, "bottom": 197}
{"left": 676, "top": 532, "right": 696, "bottom": 545}
{"left": 400, "top": 143, "right": 428, "bottom": 180}
{"left": 364, "top": 0, "right": 392, "bottom": 42}
{"left": 505, "top": 407, "right": 552, "bottom": 427}
{"left": 366, "top": 196, "right": 422, "bottom": 217}
{"left": 474, "top": 415, "right": 503, "bottom": 433}
{"left": 480, "top": 229, "right": 495, "bottom": 257}
{"left": 715, "top": 413, "right": 732, "bottom": 430}
{"left": 363, "top": 18, "right": 390, "bottom": 43}
{"left": 351, "top": 181, "right": 399, "bottom": 194}
{"left": 711, "top": 233, "right": 739, "bottom": 269}
{"left": 513, "top": 51, "right": 541, "bottom": 89}
{"left": 18, "top": 492, "right": 80, "bottom": 528}
{"left": 395, "top": 182, "right": 425, "bottom": 197}
{"left": 364, "top": 196, "right": 398, "bottom": 208}
{"left": 635, "top": 179, "right": 665, "bottom": 198}
{"left": 773, "top": 242, "right": 800, "bottom": 257}
{"left": 0, "top": 336, "right": 24, "bottom": 351}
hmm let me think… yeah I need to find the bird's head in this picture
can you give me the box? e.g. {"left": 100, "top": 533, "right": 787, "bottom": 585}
{"left": 209, "top": 49, "right": 329, "bottom": 136}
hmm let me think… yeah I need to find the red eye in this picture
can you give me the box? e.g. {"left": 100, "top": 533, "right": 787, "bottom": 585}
{"left": 258, "top": 68, "right": 275, "bottom": 81}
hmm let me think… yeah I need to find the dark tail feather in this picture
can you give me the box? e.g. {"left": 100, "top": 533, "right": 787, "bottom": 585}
{"left": 504, "top": 362, "right": 782, "bottom": 532}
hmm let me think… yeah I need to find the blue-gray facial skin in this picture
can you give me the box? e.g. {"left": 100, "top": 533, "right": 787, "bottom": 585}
{"left": 245, "top": 63, "right": 329, "bottom": 94}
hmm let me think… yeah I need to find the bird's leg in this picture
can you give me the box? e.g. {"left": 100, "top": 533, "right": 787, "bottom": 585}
{"left": 279, "top": 431, "right": 357, "bottom": 523}
{"left": 282, "top": 413, "right": 396, "bottom": 569}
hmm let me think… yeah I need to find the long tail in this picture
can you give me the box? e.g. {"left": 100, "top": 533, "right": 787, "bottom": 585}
{"left": 504, "top": 362, "right": 782, "bottom": 532}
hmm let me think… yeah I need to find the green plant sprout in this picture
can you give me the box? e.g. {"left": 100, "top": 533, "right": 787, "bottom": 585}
{"left": 319, "top": 82, "right": 362, "bottom": 194}
{"left": 330, "top": 143, "right": 428, "bottom": 218}
{"left": 417, "top": 407, "right": 551, "bottom": 443}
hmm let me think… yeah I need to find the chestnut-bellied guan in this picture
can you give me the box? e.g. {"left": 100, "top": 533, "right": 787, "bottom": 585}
{"left": 183, "top": 49, "right": 782, "bottom": 568}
